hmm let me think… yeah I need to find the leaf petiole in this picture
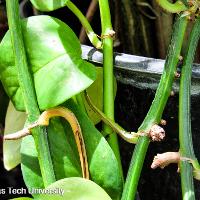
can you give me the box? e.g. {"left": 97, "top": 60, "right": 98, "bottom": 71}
{"left": 66, "top": 1, "right": 102, "bottom": 49}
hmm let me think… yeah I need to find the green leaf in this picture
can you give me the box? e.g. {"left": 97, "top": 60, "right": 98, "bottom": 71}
{"left": 0, "top": 15, "right": 96, "bottom": 111}
{"left": 38, "top": 177, "right": 112, "bottom": 200}
{"left": 20, "top": 120, "right": 82, "bottom": 197}
{"left": 63, "top": 100, "right": 123, "bottom": 200}
{"left": 47, "top": 118, "right": 82, "bottom": 179}
{"left": 20, "top": 97, "right": 122, "bottom": 200}
{"left": 3, "top": 101, "right": 26, "bottom": 170}
{"left": 21, "top": 135, "right": 44, "bottom": 198}
{"left": 82, "top": 67, "right": 117, "bottom": 125}
{"left": 21, "top": 100, "right": 123, "bottom": 199}
{"left": 30, "top": 0, "right": 69, "bottom": 11}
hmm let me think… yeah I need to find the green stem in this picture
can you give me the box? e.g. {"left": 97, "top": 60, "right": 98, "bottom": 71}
{"left": 98, "top": 0, "right": 123, "bottom": 179}
{"left": 66, "top": 1, "right": 102, "bottom": 49}
{"left": 84, "top": 91, "right": 138, "bottom": 143}
{"left": 156, "top": 0, "right": 187, "bottom": 13}
{"left": 6, "top": 0, "right": 55, "bottom": 186}
{"left": 121, "top": 16, "right": 188, "bottom": 200}
{"left": 179, "top": 17, "right": 200, "bottom": 200}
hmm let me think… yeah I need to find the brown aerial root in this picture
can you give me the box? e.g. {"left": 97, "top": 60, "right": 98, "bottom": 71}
{"left": 4, "top": 122, "right": 38, "bottom": 140}
{"left": 151, "top": 152, "right": 180, "bottom": 169}
{"left": 4, "top": 107, "right": 89, "bottom": 180}
{"left": 148, "top": 124, "right": 165, "bottom": 142}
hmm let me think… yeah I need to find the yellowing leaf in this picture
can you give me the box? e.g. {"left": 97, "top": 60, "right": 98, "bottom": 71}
{"left": 3, "top": 101, "right": 26, "bottom": 170}
{"left": 38, "top": 177, "right": 112, "bottom": 200}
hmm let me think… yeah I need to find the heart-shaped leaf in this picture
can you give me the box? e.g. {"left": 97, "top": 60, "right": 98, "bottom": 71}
{"left": 30, "top": 0, "right": 68, "bottom": 11}
{"left": 3, "top": 101, "right": 26, "bottom": 170}
{"left": 38, "top": 177, "right": 112, "bottom": 200}
{"left": 0, "top": 15, "right": 96, "bottom": 111}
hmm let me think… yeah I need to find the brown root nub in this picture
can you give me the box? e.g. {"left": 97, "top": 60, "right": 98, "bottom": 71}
{"left": 160, "top": 119, "right": 167, "bottom": 126}
{"left": 170, "top": 91, "right": 175, "bottom": 96}
{"left": 175, "top": 72, "right": 181, "bottom": 78}
{"left": 151, "top": 152, "right": 180, "bottom": 169}
{"left": 178, "top": 55, "right": 183, "bottom": 61}
{"left": 149, "top": 124, "right": 165, "bottom": 141}
{"left": 101, "top": 30, "right": 116, "bottom": 39}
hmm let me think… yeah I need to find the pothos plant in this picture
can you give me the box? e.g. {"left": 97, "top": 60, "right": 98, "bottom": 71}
{"left": 1, "top": 0, "right": 200, "bottom": 200}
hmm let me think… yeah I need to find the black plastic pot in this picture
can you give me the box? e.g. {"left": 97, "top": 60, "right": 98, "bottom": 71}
{"left": 82, "top": 45, "right": 200, "bottom": 200}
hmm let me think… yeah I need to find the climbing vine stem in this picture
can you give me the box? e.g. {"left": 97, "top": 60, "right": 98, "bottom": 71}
{"left": 66, "top": 1, "right": 102, "bottom": 49}
{"left": 121, "top": 16, "right": 188, "bottom": 200}
{"left": 179, "top": 16, "right": 200, "bottom": 200}
{"left": 6, "top": 0, "right": 56, "bottom": 186}
{"left": 98, "top": 0, "right": 123, "bottom": 179}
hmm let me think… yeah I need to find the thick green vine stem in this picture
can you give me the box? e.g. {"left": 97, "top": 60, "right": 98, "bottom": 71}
{"left": 6, "top": 0, "right": 56, "bottom": 186}
{"left": 121, "top": 16, "right": 188, "bottom": 200}
{"left": 156, "top": 0, "right": 187, "bottom": 13}
{"left": 98, "top": 0, "right": 123, "bottom": 178}
{"left": 179, "top": 16, "right": 200, "bottom": 200}
{"left": 66, "top": 1, "right": 102, "bottom": 49}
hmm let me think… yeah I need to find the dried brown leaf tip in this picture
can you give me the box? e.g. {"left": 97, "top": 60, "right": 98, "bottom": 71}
{"left": 149, "top": 124, "right": 165, "bottom": 141}
{"left": 151, "top": 152, "right": 180, "bottom": 169}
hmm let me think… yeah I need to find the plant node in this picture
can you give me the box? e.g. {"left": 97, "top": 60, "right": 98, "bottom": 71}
{"left": 100, "top": 30, "right": 116, "bottom": 39}
{"left": 149, "top": 124, "right": 165, "bottom": 141}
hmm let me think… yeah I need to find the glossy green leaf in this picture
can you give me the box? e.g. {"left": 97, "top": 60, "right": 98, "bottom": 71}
{"left": 47, "top": 118, "right": 82, "bottom": 179}
{"left": 0, "top": 15, "right": 96, "bottom": 111}
{"left": 82, "top": 67, "right": 117, "bottom": 125}
{"left": 21, "top": 100, "right": 123, "bottom": 199}
{"left": 3, "top": 101, "right": 26, "bottom": 170}
{"left": 63, "top": 100, "right": 123, "bottom": 200}
{"left": 21, "top": 135, "right": 44, "bottom": 198}
{"left": 38, "top": 177, "right": 112, "bottom": 200}
{"left": 20, "top": 120, "right": 82, "bottom": 196}
{"left": 30, "top": 0, "right": 68, "bottom": 11}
